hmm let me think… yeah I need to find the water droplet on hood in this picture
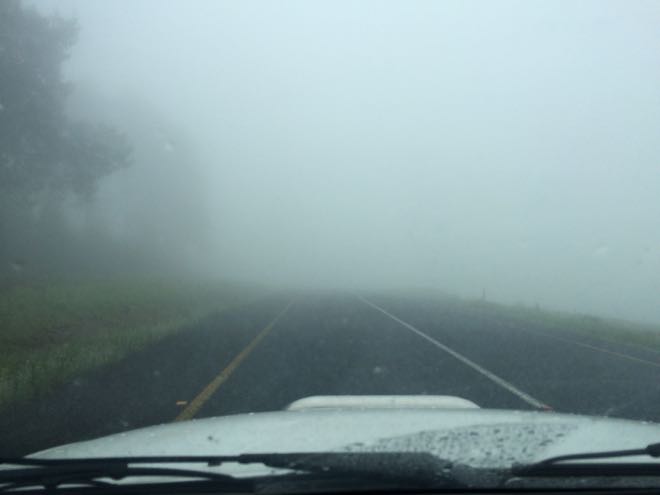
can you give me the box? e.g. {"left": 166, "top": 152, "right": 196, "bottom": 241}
{"left": 343, "top": 423, "right": 577, "bottom": 468}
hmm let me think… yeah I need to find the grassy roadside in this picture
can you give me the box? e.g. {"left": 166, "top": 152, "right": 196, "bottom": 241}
{"left": 0, "top": 276, "right": 263, "bottom": 409}
{"left": 466, "top": 299, "right": 660, "bottom": 352}
{"left": 382, "top": 288, "right": 660, "bottom": 352}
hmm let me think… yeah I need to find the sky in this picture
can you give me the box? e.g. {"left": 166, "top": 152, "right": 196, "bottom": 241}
{"left": 33, "top": 0, "right": 660, "bottom": 323}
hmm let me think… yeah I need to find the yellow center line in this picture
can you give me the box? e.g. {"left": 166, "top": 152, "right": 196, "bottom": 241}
{"left": 175, "top": 300, "right": 294, "bottom": 422}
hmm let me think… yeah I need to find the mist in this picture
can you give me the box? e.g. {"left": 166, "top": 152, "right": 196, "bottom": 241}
{"left": 31, "top": 0, "right": 660, "bottom": 323}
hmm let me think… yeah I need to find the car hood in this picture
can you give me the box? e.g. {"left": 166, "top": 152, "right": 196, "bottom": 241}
{"left": 31, "top": 397, "right": 660, "bottom": 476}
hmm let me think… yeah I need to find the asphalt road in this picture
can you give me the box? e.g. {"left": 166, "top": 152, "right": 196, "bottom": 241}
{"left": 3, "top": 292, "right": 660, "bottom": 456}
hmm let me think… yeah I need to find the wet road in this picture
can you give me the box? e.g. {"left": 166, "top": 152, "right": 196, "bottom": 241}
{"left": 2, "top": 293, "right": 660, "bottom": 455}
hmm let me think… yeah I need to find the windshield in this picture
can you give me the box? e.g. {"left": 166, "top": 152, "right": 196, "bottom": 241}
{"left": 2, "top": 0, "right": 660, "bottom": 490}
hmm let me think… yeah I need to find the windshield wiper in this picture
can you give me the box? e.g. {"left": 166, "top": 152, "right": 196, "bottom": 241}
{"left": 0, "top": 451, "right": 464, "bottom": 493}
{"left": 513, "top": 442, "right": 660, "bottom": 477}
{"left": 0, "top": 459, "right": 252, "bottom": 494}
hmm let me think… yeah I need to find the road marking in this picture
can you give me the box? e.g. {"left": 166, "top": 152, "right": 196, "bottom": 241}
{"left": 358, "top": 296, "right": 551, "bottom": 410}
{"left": 175, "top": 301, "right": 294, "bottom": 421}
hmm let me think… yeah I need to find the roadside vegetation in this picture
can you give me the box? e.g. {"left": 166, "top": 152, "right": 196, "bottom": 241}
{"left": 0, "top": 277, "right": 262, "bottom": 409}
{"left": 0, "top": 3, "right": 259, "bottom": 411}
{"left": 467, "top": 299, "right": 660, "bottom": 352}
{"left": 385, "top": 288, "right": 660, "bottom": 353}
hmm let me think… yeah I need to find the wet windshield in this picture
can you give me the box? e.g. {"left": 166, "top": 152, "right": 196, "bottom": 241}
{"left": 1, "top": 0, "right": 660, "bottom": 487}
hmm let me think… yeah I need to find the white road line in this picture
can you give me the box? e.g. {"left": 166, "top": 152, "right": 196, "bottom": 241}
{"left": 358, "top": 296, "right": 551, "bottom": 410}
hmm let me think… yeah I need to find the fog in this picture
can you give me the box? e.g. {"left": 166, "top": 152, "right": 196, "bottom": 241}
{"left": 32, "top": 0, "right": 660, "bottom": 323}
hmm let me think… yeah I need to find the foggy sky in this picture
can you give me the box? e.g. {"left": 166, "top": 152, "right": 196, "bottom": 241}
{"left": 34, "top": 0, "right": 660, "bottom": 323}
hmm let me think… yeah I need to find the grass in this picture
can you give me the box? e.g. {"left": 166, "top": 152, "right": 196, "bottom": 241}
{"left": 467, "top": 299, "right": 660, "bottom": 352}
{"left": 438, "top": 294, "right": 660, "bottom": 353}
{"left": 0, "top": 276, "right": 262, "bottom": 409}
{"left": 383, "top": 287, "right": 660, "bottom": 352}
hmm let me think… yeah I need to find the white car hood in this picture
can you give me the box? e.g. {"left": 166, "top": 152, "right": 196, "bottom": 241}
{"left": 32, "top": 406, "right": 660, "bottom": 475}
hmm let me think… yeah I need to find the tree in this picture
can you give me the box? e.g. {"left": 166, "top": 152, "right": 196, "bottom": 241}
{"left": 0, "top": 0, "right": 131, "bottom": 203}
{"left": 0, "top": 1, "right": 131, "bottom": 278}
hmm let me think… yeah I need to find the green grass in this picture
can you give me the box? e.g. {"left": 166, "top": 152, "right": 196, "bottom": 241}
{"left": 0, "top": 276, "right": 262, "bottom": 409}
{"left": 466, "top": 299, "right": 660, "bottom": 351}
{"left": 383, "top": 287, "right": 660, "bottom": 352}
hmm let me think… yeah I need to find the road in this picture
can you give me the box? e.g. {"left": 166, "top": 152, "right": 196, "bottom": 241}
{"left": 2, "top": 292, "right": 660, "bottom": 456}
